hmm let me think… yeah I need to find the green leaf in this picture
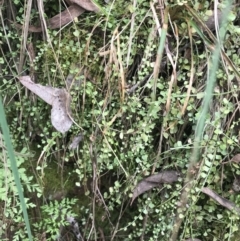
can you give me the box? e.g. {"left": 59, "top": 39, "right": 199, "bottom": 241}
{"left": 73, "top": 30, "right": 80, "bottom": 37}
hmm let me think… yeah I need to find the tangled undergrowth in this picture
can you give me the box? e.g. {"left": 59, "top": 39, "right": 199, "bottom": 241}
{"left": 0, "top": 0, "right": 240, "bottom": 240}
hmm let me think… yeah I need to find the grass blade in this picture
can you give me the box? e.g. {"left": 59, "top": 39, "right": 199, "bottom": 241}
{"left": 0, "top": 97, "right": 33, "bottom": 241}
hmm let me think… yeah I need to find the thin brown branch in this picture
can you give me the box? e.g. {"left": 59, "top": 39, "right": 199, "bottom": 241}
{"left": 19, "top": 0, "right": 32, "bottom": 73}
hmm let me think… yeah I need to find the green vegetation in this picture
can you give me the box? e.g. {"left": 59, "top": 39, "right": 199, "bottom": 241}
{"left": 0, "top": 0, "right": 240, "bottom": 240}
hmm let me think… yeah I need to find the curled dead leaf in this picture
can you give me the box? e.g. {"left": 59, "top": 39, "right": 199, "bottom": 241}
{"left": 69, "top": 133, "right": 84, "bottom": 150}
{"left": 202, "top": 187, "right": 240, "bottom": 214}
{"left": 231, "top": 154, "right": 240, "bottom": 163}
{"left": 131, "top": 170, "right": 180, "bottom": 204}
{"left": 19, "top": 76, "right": 73, "bottom": 133}
{"left": 222, "top": 154, "right": 240, "bottom": 164}
{"left": 48, "top": 4, "right": 85, "bottom": 30}
{"left": 185, "top": 239, "right": 202, "bottom": 241}
{"left": 68, "top": 0, "right": 99, "bottom": 12}
{"left": 15, "top": 0, "right": 99, "bottom": 32}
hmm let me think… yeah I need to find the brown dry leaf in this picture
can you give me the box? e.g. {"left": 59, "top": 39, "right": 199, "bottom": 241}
{"left": 131, "top": 170, "right": 180, "bottom": 204}
{"left": 19, "top": 76, "right": 73, "bottom": 133}
{"left": 231, "top": 154, "right": 240, "bottom": 163}
{"left": 26, "top": 4, "right": 85, "bottom": 32}
{"left": 48, "top": 4, "right": 85, "bottom": 29}
{"left": 13, "top": 1, "right": 99, "bottom": 32}
{"left": 185, "top": 239, "right": 202, "bottom": 241}
{"left": 51, "top": 89, "right": 72, "bottom": 133}
{"left": 69, "top": 133, "right": 84, "bottom": 150}
{"left": 69, "top": 0, "right": 99, "bottom": 12}
{"left": 202, "top": 187, "right": 240, "bottom": 214}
